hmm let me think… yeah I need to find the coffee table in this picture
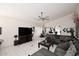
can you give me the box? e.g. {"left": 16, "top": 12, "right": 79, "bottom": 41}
{"left": 38, "top": 40, "right": 53, "bottom": 51}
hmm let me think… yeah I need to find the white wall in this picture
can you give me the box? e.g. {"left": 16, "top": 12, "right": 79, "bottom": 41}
{"left": 45, "top": 13, "right": 76, "bottom": 36}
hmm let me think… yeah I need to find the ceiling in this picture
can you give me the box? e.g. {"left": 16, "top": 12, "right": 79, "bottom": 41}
{"left": 0, "top": 3, "right": 78, "bottom": 21}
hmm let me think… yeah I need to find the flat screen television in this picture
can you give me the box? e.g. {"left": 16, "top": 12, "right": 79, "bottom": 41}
{"left": 19, "top": 27, "right": 32, "bottom": 36}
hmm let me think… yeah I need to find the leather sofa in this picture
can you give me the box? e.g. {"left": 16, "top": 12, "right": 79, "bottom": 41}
{"left": 32, "top": 35, "right": 78, "bottom": 56}
{"left": 32, "top": 38, "right": 71, "bottom": 56}
{"left": 48, "top": 34, "right": 72, "bottom": 45}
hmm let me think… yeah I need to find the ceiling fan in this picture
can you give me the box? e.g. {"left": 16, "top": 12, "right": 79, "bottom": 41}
{"left": 38, "top": 12, "right": 49, "bottom": 21}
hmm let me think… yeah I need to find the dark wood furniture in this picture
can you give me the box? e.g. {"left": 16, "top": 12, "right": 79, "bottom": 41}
{"left": 14, "top": 27, "right": 33, "bottom": 46}
{"left": 38, "top": 40, "right": 53, "bottom": 51}
{"left": 14, "top": 34, "right": 32, "bottom": 46}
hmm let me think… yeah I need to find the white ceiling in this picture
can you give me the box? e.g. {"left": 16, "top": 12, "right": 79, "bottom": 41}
{"left": 0, "top": 3, "right": 78, "bottom": 21}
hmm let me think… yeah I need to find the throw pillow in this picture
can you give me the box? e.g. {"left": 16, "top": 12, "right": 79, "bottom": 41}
{"left": 65, "top": 41, "right": 76, "bottom": 56}
{"left": 58, "top": 41, "right": 70, "bottom": 51}
{"left": 60, "top": 36, "right": 66, "bottom": 41}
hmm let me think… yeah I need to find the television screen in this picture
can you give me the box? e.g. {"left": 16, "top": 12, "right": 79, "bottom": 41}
{"left": 19, "top": 27, "right": 32, "bottom": 36}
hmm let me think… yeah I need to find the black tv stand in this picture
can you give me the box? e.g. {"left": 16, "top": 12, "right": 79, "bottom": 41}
{"left": 14, "top": 34, "right": 32, "bottom": 46}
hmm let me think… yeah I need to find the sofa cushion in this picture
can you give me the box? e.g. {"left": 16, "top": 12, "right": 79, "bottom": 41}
{"left": 73, "top": 40, "right": 79, "bottom": 51}
{"left": 54, "top": 41, "right": 70, "bottom": 56}
{"left": 60, "top": 36, "right": 71, "bottom": 42}
{"left": 65, "top": 36, "right": 71, "bottom": 42}
{"left": 52, "top": 35, "right": 60, "bottom": 44}
{"left": 60, "top": 36, "right": 66, "bottom": 41}
{"left": 65, "top": 41, "right": 76, "bottom": 56}
{"left": 54, "top": 47, "right": 66, "bottom": 56}
{"left": 58, "top": 41, "right": 70, "bottom": 51}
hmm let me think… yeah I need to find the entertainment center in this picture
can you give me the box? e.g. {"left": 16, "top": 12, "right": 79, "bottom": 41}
{"left": 14, "top": 27, "right": 33, "bottom": 46}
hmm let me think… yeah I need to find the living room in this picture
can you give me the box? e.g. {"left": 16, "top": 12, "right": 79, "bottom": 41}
{"left": 0, "top": 3, "right": 79, "bottom": 56}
